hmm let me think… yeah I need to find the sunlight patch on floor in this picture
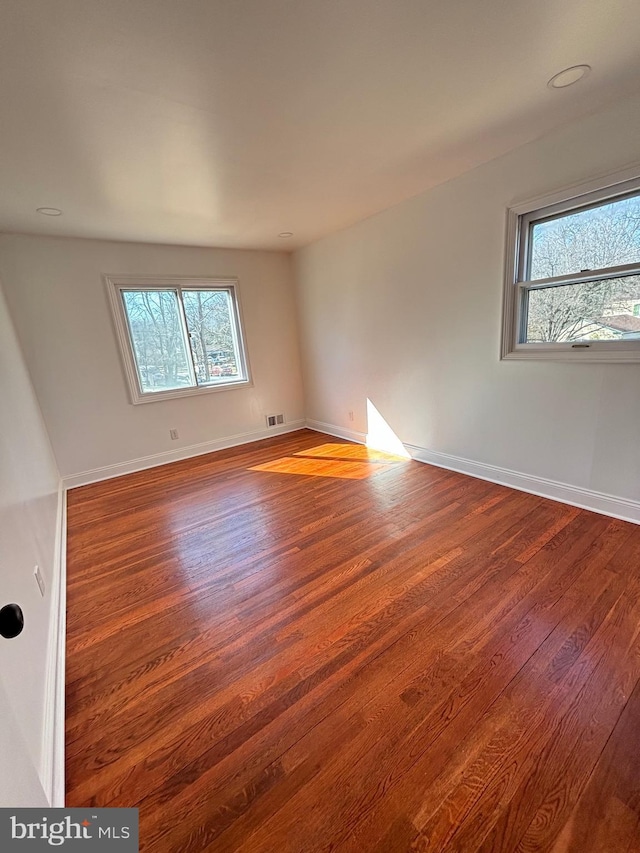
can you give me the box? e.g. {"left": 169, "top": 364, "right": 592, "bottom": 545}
{"left": 294, "top": 442, "right": 407, "bottom": 463}
{"left": 249, "top": 455, "right": 389, "bottom": 479}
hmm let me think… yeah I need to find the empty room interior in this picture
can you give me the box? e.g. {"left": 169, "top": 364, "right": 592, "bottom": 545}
{"left": 2, "top": 1, "right": 640, "bottom": 850}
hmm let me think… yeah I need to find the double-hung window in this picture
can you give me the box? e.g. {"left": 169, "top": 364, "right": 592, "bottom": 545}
{"left": 106, "top": 276, "right": 251, "bottom": 403}
{"left": 502, "top": 172, "right": 640, "bottom": 361}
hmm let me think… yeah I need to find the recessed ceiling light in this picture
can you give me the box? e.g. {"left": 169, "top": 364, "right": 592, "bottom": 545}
{"left": 36, "top": 207, "right": 62, "bottom": 216}
{"left": 278, "top": 232, "right": 293, "bottom": 238}
{"left": 547, "top": 65, "right": 591, "bottom": 89}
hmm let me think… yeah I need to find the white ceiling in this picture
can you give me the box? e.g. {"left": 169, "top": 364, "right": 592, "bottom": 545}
{"left": 1, "top": 0, "right": 639, "bottom": 251}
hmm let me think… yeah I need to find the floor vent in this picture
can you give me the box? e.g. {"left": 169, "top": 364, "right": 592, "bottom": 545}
{"left": 266, "top": 414, "right": 285, "bottom": 428}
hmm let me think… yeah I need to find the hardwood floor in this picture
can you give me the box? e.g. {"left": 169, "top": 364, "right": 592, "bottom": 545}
{"left": 65, "top": 429, "right": 640, "bottom": 852}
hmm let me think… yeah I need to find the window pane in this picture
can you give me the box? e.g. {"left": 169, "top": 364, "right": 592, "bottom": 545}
{"left": 529, "top": 193, "right": 640, "bottom": 280}
{"left": 121, "top": 290, "right": 194, "bottom": 392}
{"left": 524, "top": 275, "right": 640, "bottom": 343}
{"left": 182, "top": 290, "right": 243, "bottom": 385}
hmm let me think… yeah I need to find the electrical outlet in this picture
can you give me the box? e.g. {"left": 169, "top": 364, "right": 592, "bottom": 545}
{"left": 169, "top": 428, "right": 179, "bottom": 440}
{"left": 348, "top": 411, "right": 354, "bottom": 422}
{"left": 34, "top": 565, "right": 45, "bottom": 597}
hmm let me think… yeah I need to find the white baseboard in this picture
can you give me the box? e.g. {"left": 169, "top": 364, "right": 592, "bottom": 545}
{"left": 305, "top": 419, "right": 367, "bottom": 445}
{"left": 41, "top": 482, "right": 66, "bottom": 806}
{"left": 306, "top": 419, "right": 640, "bottom": 525}
{"left": 63, "top": 420, "right": 307, "bottom": 489}
{"left": 406, "top": 444, "right": 640, "bottom": 525}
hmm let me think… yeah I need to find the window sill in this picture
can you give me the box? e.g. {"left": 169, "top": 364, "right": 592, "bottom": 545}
{"left": 501, "top": 346, "right": 640, "bottom": 363}
{"left": 130, "top": 378, "right": 253, "bottom": 404}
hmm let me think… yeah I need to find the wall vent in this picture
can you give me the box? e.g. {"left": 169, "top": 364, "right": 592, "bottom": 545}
{"left": 266, "top": 414, "right": 285, "bottom": 427}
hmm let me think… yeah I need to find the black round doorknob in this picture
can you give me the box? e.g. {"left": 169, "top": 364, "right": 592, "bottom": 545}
{"left": 0, "top": 603, "right": 24, "bottom": 639}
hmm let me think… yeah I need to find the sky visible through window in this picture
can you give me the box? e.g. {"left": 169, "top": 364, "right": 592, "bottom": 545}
{"left": 525, "top": 193, "right": 640, "bottom": 343}
{"left": 529, "top": 194, "right": 640, "bottom": 279}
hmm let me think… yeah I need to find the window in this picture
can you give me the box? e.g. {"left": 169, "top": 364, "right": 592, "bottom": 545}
{"left": 106, "top": 276, "right": 251, "bottom": 403}
{"left": 502, "top": 170, "right": 640, "bottom": 362}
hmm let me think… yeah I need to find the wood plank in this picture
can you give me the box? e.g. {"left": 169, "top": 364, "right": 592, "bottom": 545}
{"left": 65, "top": 429, "right": 640, "bottom": 853}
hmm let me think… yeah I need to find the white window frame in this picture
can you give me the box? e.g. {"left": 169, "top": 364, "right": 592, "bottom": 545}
{"left": 105, "top": 275, "right": 252, "bottom": 404}
{"left": 501, "top": 165, "right": 640, "bottom": 362}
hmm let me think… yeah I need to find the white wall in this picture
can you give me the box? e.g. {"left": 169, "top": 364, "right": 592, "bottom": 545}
{"left": 294, "top": 93, "right": 640, "bottom": 511}
{"left": 0, "top": 279, "right": 61, "bottom": 795}
{"left": 0, "top": 236, "right": 305, "bottom": 481}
